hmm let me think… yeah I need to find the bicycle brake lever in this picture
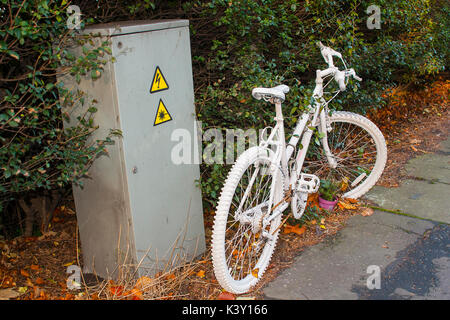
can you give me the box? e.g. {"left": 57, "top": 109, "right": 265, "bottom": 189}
{"left": 318, "top": 43, "right": 343, "bottom": 67}
{"left": 346, "top": 68, "right": 362, "bottom": 81}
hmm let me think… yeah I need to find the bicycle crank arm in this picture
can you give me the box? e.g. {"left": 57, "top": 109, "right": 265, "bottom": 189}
{"left": 261, "top": 202, "right": 289, "bottom": 241}
{"left": 262, "top": 201, "right": 289, "bottom": 226}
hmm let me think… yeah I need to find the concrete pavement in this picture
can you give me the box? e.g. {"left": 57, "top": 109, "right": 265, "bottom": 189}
{"left": 263, "top": 135, "right": 450, "bottom": 300}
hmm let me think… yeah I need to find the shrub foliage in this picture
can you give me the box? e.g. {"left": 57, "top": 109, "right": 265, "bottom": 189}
{"left": 0, "top": 0, "right": 115, "bottom": 236}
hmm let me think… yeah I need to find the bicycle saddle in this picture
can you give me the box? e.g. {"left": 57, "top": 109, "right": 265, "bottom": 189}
{"left": 252, "top": 84, "right": 290, "bottom": 102}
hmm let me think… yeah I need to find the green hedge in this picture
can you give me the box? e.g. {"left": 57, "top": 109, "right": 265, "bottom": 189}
{"left": 0, "top": 0, "right": 117, "bottom": 236}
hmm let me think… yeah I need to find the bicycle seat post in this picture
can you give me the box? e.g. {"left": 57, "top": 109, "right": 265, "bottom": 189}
{"left": 272, "top": 99, "right": 284, "bottom": 123}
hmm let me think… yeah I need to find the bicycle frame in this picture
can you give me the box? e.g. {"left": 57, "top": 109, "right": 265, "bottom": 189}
{"left": 244, "top": 43, "right": 363, "bottom": 231}
{"left": 211, "top": 42, "right": 379, "bottom": 294}
{"left": 255, "top": 91, "right": 341, "bottom": 230}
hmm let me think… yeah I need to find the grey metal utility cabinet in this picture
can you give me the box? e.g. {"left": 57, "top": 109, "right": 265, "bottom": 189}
{"left": 60, "top": 20, "right": 205, "bottom": 279}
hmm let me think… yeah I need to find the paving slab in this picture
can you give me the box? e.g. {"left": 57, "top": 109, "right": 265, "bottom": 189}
{"left": 366, "top": 136, "right": 450, "bottom": 224}
{"left": 405, "top": 153, "right": 450, "bottom": 184}
{"left": 367, "top": 179, "right": 450, "bottom": 224}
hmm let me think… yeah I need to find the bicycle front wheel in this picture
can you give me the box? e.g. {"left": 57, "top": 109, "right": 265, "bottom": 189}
{"left": 211, "top": 147, "right": 283, "bottom": 294}
{"left": 304, "top": 111, "right": 387, "bottom": 199}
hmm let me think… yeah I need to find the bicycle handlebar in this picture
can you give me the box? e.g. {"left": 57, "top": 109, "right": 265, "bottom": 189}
{"left": 316, "top": 41, "right": 362, "bottom": 92}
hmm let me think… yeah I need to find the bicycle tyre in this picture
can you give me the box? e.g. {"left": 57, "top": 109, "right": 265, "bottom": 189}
{"left": 211, "top": 147, "right": 284, "bottom": 294}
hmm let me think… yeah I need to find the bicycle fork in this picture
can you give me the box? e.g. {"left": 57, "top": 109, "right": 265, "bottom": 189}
{"left": 319, "top": 108, "right": 338, "bottom": 169}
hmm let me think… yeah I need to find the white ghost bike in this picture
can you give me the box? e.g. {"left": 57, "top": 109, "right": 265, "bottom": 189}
{"left": 211, "top": 42, "right": 387, "bottom": 294}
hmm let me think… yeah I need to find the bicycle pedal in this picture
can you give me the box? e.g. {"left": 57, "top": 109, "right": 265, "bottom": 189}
{"left": 296, "top": 173, "right": 320, "bottom": 193}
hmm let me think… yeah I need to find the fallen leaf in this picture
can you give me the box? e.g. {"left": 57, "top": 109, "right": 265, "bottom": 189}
{"left": 251, "top": 268, "right": 259, "bottom": 278}
{"left": 30, "top": 264, "right": 39, "bottom": 271}
{"left": 26, "top": 278, "right": 33, "bottom": 287}
{"left": 17, "top": 287, "right": 27, "bottom": 294}
{"left": 74, "top": 292, "right": 85, "bottom": 300}
{"left": 411, "top": 145, "right": 418, "bottom": 152}
{"left": 196, "top": 270, "right": 205, "bottom": 278}
{"left": 338, "top": 200, "right": 357, "bottom": 210}
{"left": 63, "top": 293, "right": 74, "bottom": 300}
{"left": 0, "top": 273, "right": 15, "bottom": 288}
{"left": 20, "top": 269, "right": 30, "bottom": 277}
{"left": 35, "top": 278, "right": 44, "bottom": 285}
{"left": 283, "top": 224, "right": 306, "bottom": 235}
{"left": 217, "top": 291, "right": 235, "bottom": 300}
{"left": 135, "top": 276, "right": 153, "bottom": 290}
{"left": 165, "top": 273, "right": 176, "bottom": 281}
{"left": 130, "top": 288, "right": 143, "bottom": 299}
{"left": 90, "top": 293, "right": 99, "bottom": 300}
{"left": 307, "top": 193, "right": 320, "bottom": 209}
{"left": 109, "top": 285, "right": 124, "bottom": 296}
{"left": 37, "top": 231, "right": 56, "bottom": 240}
{"left": 360, "top": 207, "right": 374, "bottom": 217}
{"left": 340, "top": 177, "right": 349, "bottom": 191}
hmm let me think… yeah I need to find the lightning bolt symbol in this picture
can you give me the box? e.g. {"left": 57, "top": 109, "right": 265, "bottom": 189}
{"left": 156, "top": 73, "right": 161, "bottom": 88}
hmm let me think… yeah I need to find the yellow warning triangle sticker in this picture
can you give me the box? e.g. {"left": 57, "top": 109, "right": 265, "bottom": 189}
{"left": 153, "top": 99, "right": 172, "bottom": 126}
{"left": 150, "top": 66, "right": 169, "bottom": 93}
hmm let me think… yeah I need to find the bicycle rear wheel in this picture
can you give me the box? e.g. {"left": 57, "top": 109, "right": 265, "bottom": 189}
{"left": 211, "top": 147, "right": 283, "bottom": 294}
{"left": 303, "top": 111, "right": 387, "bottom": 199}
